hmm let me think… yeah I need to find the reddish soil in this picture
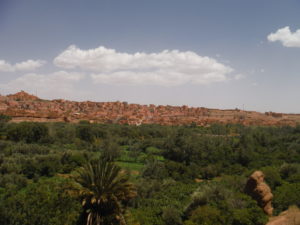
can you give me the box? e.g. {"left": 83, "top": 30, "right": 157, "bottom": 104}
{"left": 1, "top": 91, "right": 300, "bottom": 126}
{"left": 266, "top": 206, "right": 300, "bottom": 225}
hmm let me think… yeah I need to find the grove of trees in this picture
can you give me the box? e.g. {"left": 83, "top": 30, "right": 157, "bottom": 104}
{"left": 0, "top": 118, "right": 300, "bottom": 224}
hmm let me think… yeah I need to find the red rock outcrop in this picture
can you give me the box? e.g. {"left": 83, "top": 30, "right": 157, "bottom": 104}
{"left": 7, "top": 91, "right": 40, "bottom": 101}
{"left": 266, "top": 206, "right": 300, "bottom": 225}
{"left": 1, "top": 91, "right": 300, "bottom": 126}
{"left": 245, "top": 171, "right": 273, "bottom": 216}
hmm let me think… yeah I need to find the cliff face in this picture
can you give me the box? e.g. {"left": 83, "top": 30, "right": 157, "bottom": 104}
{"left": 1, "top": 91, "right": 300, "bottom": 126}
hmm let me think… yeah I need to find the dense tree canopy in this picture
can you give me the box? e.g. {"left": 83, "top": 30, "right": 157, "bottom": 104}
{"left": 0, "top": 119, "right": 300, "bottom": 224}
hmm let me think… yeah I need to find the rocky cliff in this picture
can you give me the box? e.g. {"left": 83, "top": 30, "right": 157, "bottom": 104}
{"left": 245, "top": 171, "right": 273, "bottom": 216}
{"left": 1, "top": 91, "right": 300, "bottom": 126}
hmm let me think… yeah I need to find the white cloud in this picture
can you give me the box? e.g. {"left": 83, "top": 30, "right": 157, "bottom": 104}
{"left": 0, "top": 59, "right": 45, "bottom": 72}
{"left": 0, "top": 71, "right": 85, "bottom": 99}
{"left": 267, "top": 26, "right": 300, "bottom": 47}
{"left": 0, "top": 60, "right": 13, "bottom": 72}
{"left": 54, "top": 45, "right": 234, "bottom": 86}
{"left": 15, "top": 60, "right": 46, "bottom": 71}
{"left": 234, "top": 74, "right": 245, "bottom": 80}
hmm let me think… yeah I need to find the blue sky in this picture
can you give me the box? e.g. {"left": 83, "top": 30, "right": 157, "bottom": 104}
{"left": 1, "top": 0, "right": 300, "bottom": 113}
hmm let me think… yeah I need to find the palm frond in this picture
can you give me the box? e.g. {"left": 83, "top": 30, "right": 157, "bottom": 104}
{"left": 72, "top": 157, "right": 137, "bottom": 225}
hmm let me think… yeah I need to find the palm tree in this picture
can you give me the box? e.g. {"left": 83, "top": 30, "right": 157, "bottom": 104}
{"left": 73, "top": 157, "right": 137, "bottom": 225}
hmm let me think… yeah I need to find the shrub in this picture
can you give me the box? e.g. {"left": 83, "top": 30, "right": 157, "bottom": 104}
{"left": 273, "top": 183, "right": 300, "bottom": 214}
{"left": 7, "top": 122, "right": 49, "bottom": 143}
{"left": 0, "top": 177, "right": 81, "bottom": 225}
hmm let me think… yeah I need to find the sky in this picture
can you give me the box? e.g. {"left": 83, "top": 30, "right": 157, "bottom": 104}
{"left": 1, "top": 0, "right": 300, "bottom": 113}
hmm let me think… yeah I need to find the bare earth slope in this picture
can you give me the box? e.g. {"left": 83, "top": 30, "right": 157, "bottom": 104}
{"left": 267, "top": 206, "right": 300, "bottom": 225}
{"left": 1, "top": 91, "right": 300, "bottom": 126}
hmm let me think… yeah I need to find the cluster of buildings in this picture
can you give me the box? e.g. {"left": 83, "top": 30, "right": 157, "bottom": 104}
{"left": 0, "top": 91, "right": 298, "bottom": 126}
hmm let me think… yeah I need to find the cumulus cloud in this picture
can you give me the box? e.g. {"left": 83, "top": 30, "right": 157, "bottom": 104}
{"left": 0, "top": 59, "right": 46, "bottom": 72}
{"left": 234, "top": 74, "right": 245, "bottom": 80}
{"left": 54, "top": 45, "right": 233, "bottom": 86}
{"left": 0, "top": 71, "right": 85, "bottom": 99}
{"left": 268, "top": 26, "right": 300, "bottom": 47}
{"left": 0, "top": 61, "right": 13, "bottom": 72}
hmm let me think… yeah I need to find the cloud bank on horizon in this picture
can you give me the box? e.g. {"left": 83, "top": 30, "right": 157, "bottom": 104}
{"left": 1, "top": 28, "right": 300, "bottom": 100}
{"left": 0, "top": 45, "right": 238, "bottom": 99}
{"left": 0, "top": 71, "right": 85, "bottom": 99}
{"left": 54, "top": 45, "right": 234, "bottom": 86}
{"left": 0, "top": 59, "right": 46, "bottom": 72}
{"left": 268, "top": 26, "right": 300, "bottom": 47}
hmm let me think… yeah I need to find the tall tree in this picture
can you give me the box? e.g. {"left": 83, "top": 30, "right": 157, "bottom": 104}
{"left": 74, "top": 157, "right": 137, "bottom": 225}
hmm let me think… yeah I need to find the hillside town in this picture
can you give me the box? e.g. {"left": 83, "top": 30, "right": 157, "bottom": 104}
{"left": 1, "top": 91, "right": 299, "bottom": 126}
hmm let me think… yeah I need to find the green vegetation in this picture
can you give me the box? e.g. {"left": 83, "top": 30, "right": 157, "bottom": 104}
{"left": 73, "top": 157, "right": 137, "bottom": 225}
{"left": 0, "top": 119, "right": 300, "bottom": 224}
